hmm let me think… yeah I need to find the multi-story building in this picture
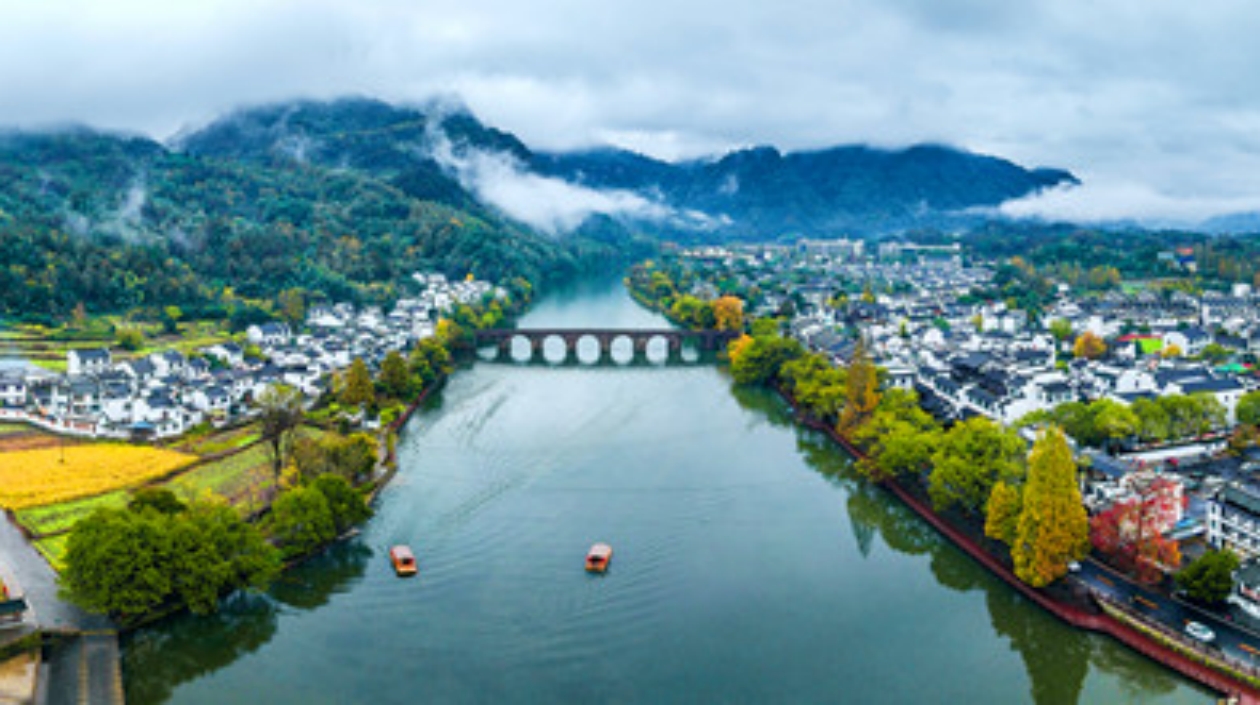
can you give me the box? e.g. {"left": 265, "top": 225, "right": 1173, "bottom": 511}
{"left": 1207, "top": 484, "right": 1260, "bottom": 561}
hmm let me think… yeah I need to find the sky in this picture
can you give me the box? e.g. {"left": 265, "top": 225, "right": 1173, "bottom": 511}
{"left": 2, "top": 0, "right": 1259, "bottom": 225}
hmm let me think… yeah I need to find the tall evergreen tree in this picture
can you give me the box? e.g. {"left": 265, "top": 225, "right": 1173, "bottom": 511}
{"left": 1013, "top": 427, "right": 1090, "bottom": 587}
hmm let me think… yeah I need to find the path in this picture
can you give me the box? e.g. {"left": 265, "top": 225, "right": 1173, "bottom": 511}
{"left": 1, "top": 514, "right": 123, "bottom": 705}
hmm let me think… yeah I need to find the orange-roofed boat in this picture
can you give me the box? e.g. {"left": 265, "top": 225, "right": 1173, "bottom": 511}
{"left": 586, "top": 543, "right": 612, "bottom": 573}
{"left": 390, "top": 545, "right": 418, "bottom": 577}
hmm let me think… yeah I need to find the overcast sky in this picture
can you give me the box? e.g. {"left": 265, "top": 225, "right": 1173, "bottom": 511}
{"left": 2, "top": 0, "right": 1259, "bottom": 224}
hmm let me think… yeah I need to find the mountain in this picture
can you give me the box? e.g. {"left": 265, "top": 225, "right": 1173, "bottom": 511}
{"left": 531, "top": 143, "right": 1077, "bottom": 238}
{"left": 0, "top": 96, "right": 1076, "bottom": 321}
{"left": 0, "top": 100, "right": 632, "bottom": 322}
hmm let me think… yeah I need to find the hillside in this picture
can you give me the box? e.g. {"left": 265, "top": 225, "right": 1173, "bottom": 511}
{"left": 532, "top": 144, "right": 1077, "bottom": 238}
{"left": 0, "top": 104, "right": 632, "bottom": 322}
{"left": 0, "top": 96, "right": 1078, "bottom": 321}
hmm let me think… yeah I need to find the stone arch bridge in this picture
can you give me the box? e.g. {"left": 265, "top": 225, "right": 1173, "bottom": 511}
{"left": 473, "top": 328, "right": 740, "bottom": 364}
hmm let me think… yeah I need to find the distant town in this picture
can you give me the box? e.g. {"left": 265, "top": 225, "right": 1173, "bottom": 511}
{"left": 0, "top": 272, "right": 502, "bottom": 439}
{"left": 671, "top": 238, "right": 1260, "bottom": 620}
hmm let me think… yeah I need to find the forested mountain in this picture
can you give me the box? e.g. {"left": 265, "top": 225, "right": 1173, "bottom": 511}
{"left": 0, "top": 96, "right": 1077, "bottom": 322}
{"left": 532, "top": 144, "right": 1076, "bottom": 238}
{"left": 0, "top": 102, "right": 636, "bottom": 322}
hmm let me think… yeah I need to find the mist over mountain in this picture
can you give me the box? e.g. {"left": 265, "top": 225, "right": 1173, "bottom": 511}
{"left": 0, "top": 96, "right": 1087, "bottom": 320}
{"left": 176, "top": 97, "right": 1078, "bottom": 239}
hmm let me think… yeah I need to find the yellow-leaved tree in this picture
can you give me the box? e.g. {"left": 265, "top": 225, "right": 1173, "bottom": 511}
{"left": 1013, "top": 427, "right": 1090, "bottom": 587}
{"left": 712, "top": 295, "right": 744, "bottom": 331}
{"left": 1073, "top": 331, "right": 1107, "bottom": 359}
{"left": 837, "top": 337, "right": 880, "bottom": 439}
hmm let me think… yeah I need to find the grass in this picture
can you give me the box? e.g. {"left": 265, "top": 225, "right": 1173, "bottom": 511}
{"left": 170, "top": 423, "right": 261, "bottom": 456}
{"left": 15, "top": 490, "right": 129, "bottom": 536}
{"left": 0, "top": 443, "right": 195, "bottom": 510}
{"left": 33, "top": 535, "right": 69, "bottom": 572}
{"left": 0, "top": 423, "right": 29, "bottom": 437}
{"left": 165, "top": 425, "right": 329, "bottom": 505}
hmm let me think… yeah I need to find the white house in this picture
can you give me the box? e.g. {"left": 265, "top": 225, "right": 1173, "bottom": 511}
{"left": 246, "top": 322, "right": 292, "bottom": 347}
{"left": 0, "top": 372, "right": 27, "bottom": 407}
{"left": 67, "top": 348, "right": 111, "bottom": 377}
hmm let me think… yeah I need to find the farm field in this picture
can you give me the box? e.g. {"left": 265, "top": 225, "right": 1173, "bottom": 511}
{"left": 0, "top": 444, "right": 195, "bottom": 510}
{"left": 15, "top": 490, "right": 130, "bottom": 536}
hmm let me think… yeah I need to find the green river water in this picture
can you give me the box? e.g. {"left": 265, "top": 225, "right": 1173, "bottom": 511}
{"left": 121, "top": 277, "right": 1209, "bottom": 704}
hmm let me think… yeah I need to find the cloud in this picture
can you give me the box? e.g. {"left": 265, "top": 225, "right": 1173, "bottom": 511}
{"left": 2, "top": 1, "right": 1260, "bottom": 224}
{"left": 425, "top": 127, "right": 674, "bottom": 234}
{"left": 999, "top": 177, "right": 1260, "bottom": 226}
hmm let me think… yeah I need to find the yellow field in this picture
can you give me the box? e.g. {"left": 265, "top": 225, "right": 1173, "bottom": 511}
{"left": 0, "top": 444, "right": 195, "bottom": 509}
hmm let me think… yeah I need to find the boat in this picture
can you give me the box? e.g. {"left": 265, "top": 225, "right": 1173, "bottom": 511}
{"left": 390, "top": 545, "right": 418, "bottom": 577}
{"left": 586, "top": 543, "right": 613, "bottom": 573}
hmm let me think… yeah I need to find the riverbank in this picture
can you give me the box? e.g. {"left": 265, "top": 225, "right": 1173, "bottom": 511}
{"left": 777, "top": 384, "right": 1260, "bottom": 702}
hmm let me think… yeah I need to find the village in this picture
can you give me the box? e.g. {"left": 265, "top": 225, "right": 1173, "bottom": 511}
{"left": 676, "top": 238, "right": 1260, "bottom": 623}
{"left": 0, "top": 272, "right": 501, "bottom": 439}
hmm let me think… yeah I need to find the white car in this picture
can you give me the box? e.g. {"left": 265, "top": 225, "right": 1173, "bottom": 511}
{"left": 1184, "top": 621, "right": 1216, "bottom": 643}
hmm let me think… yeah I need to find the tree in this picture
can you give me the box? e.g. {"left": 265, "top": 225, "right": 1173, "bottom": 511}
{"left": 1073, "top": 331, "right": 1106, "bottom": 359}
{"left": 376, "top": 350, "right": 412, "bottom": 401}
{"left": 1200, "top": 343, "right": 1231, "bottom": 365}
{"left": 728, "top": 334, "right": 804, "bottom": 386}
{"left": 267, "top": 486, "right": 336, "bottom": 559}
{"left": 929, "top": 417, "right": 1025, "bottom": 514}
{"left": 1091, "top": 399, "right": 1140, "bottom": 451}
{"left": 853, "top": 389, "right": 940, "bottom": 480}
{"left": 162, "top": 305, "right": 183, "bottom": 334}
{"left": 1176, "top": 550, "right": 1240, "bottom": 604}
{"left": 60, "top": 508, "right": 172, "bottom": 615}
{"left": 837, "top": 337, "right": 881, "bottom": 439}
{"left": 1162, "top": 343, "right": 1183, "bottom": 359}
{"left": 985, "top": 481, "right": 1022, "bottom": 547}
{"left": 1048, "top": 318, "right": 1073, "bottom": 344}
{"left": 167, "top": 502, "right": 280, "bottom": 614}
{"left": 1090, "top": 475, "right": 1183, "bottom": 583}
{"left": 712, "top": 296, "right": 744, "bottom": 331}
{"left": 312, "top": 475, "right": 372, "bottom": 534}
{"left": 128, "top": 487, "right": 188, "bottom": 515}
{"left": 1132, "top": 397, "right": 1170, "bottom": 443}
{"left": 277, "top": 288, "right": 306, "bottom": 324}
{"left": 1012, "top": 428, "right": 1090, "bottom": 586}
{"left": 258, "top": 384, "right": 304, "bottom": 482}
{"left": 340, "top": 357, "right": 375, "bottom": 408}
{"left": 1237, "top": 390, "right": 1260, "bottom": 427}
{"left": 117, "top": 326, "right": 144, "bottom": 351}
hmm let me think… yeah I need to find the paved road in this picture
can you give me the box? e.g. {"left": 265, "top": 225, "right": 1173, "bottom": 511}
{"left": 0, "top": 515, "right": 111, "bottom": 632}
{"left": 1078, "top": 558, "right": 1260, "bottom": 670}
{"left": 1, "top": 514, "right": 123, "bottom": 705}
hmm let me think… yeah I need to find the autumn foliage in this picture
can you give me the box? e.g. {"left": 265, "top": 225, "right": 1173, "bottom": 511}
{"left": 1089, "top": 476, "right": 1184, "bottom": 584}
{"left": 0, "top": 444, "right": 195, "bottom": 510}
{"left": 1012, "top": 427, "right": 1090, "bottom": 586}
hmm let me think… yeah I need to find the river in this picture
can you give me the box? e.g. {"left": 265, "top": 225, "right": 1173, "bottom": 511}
{"left": 122, "top": 277, "right": 1209, "bottom": 704}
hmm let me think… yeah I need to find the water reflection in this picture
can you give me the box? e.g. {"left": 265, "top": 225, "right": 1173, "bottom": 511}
{"left": 768, "top": 390, "right": 1198, "bottom": 705}
{"left": 122, "top": 540, "right": 370, "bottom": 704}
{"left": 122, "top": 594, "right": 278, "bottom": 705}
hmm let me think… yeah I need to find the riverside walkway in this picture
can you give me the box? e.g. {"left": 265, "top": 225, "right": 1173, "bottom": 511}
{"left": 0, "top": 514, "right": 123, "bottom": 705}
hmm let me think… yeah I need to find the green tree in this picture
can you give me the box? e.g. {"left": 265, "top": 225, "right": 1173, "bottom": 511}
{"left": 161, "top": 305, "right": 183, "bottom": 334}
{"left": 985, "top": 480, "right": 1022, "bottom": 547}
{"left": 1012, "top": 427, "right": 1090, "bottom": 586}
{"left": 728, "top": 334, "right": 804, "bottom": 386}
{"left": 117, "top": 326, "right": 144, "bottom": 351}
{"left": 340, "top": 358, "right": 375, "bottom": 408}
{"left": 267, "top": 486, "right": 336, "bottom": 559}
{"left": 853, "top": 389, "right": 940, "bottom": 480}
{"left": 168, "top": 503, "right": 280, "bottom": 614}
{"left": 1091, "top": 399, "right": 1140, "bottom": 450}
{"left": 258, "top": 384, "right": 304, "bottom": 481}
{"left": 277, "top": 288, "right": 306, "bottom": 325}
{"left": 929, "top": 417, "right": 1026, "bottom": 514}
{"left": 1048, "top": 318, "right": 1073, "bottom": 344}
{"left": 1132, "top": 397, "right": 1170, "bottom": 442}
{"left": 128, "top": 487, "right": 188, "bottom": 515}
{"left": 1175, "top": 550, "right": 1240, "bottom": 604}
{"left": 60, "top": 508, "right": 172, "bottom": 615}
{"left": 376, "top": 350, "right": 412, "bottom": 401}
{"left": 312, "top": 475, "right": 372, "bottom": 534}
{"left": 1238, "top": 390, "right": 1260, "bottom": 427}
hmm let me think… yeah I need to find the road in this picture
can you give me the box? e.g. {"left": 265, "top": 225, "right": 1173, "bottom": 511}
{"left": 1, "top": 514, "right": 123, "bottom": 705}
{"left": 1078, "top": 557, "right": 1260, "bottom": 670}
